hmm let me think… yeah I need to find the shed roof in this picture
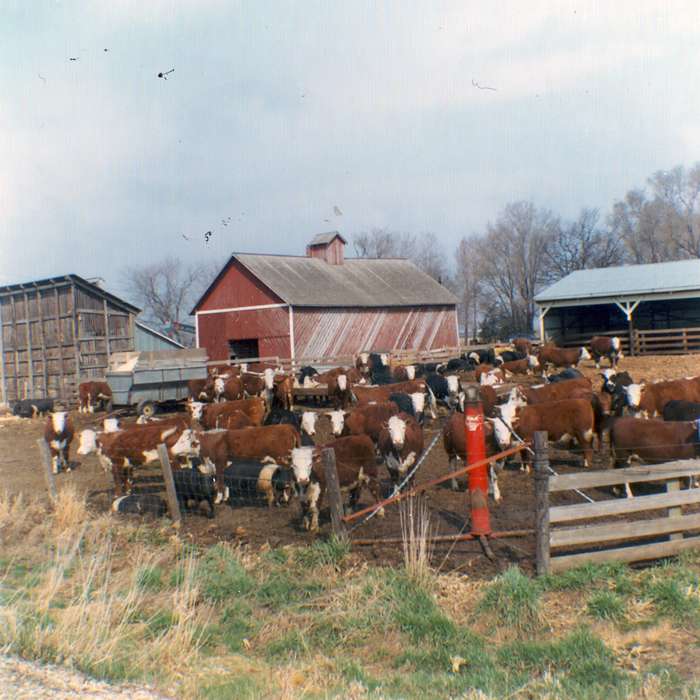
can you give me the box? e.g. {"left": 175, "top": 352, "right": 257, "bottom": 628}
{"left": 308, "top": 231, "right": 347, "bottom": 246}
{"left": 535, "top": 259, "right": 700, "bottom": 305}
{"left": 135, "top": 321, "right": 185, "bottom": 349}
{"left": 193, "top": 253, "right": 457, "bottom": 311}
{"left": 0, "top": 274, "right": 140, "bottom": 314}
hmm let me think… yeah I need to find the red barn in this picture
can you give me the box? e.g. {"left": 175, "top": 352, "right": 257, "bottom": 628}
{"left": 192, "top": 233, "right": 459, "bottom": 362}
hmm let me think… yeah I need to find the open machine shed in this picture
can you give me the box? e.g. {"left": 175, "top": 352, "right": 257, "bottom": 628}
{"left": 192, "top": 232, "right": 459, "bottom": 363}
{"left": 535, "top": 259, "right": 700, "bottom": 355}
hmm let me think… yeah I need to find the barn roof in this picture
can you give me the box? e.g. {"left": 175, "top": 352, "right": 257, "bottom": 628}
{"left": 308, "top": 231, "right": 347, "bottom": 246}
{"left": 193, "top": 254, "right": 457, "bottom": 311}
{"left": 536, "top": 259, "right": 700, "bottom": 306}
{"left": 0, "top": 274, "right": 140, "bottom": 314}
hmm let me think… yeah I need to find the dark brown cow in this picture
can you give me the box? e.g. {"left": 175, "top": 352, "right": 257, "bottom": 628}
{"left": 77, "top": 422, "right": 200, "bottom": 496}
{"left": 393, "top": 364, "right": 418, "bottom": 382}
{"left": 537, "top": 344, "right": 591, "bottom": 369}
{"left": 500, "top": 356, "right": 539, "bottom": 376}
{"left": 378, "top": 413, "right": 424, "bottom": 488}
{"left": 78, "top": 381, "right": 112, "bottom": 413}
{"left": 342, "top": 401, "right": 400, "bottom": 442}
{"left": 216, "top": 375, "right": 244, "bottom": 402}
{"left": 351, "top": 379, "right": 427, "bottom": 404}
{"left": 290, "top": 435, "right": 383, "bottom": 532}
{"left": 188, "top": 397, "right": 266, "bottom": 428}
{"left": 188, "top": 378, "right": 214, "bottom": 401}
{"left": 623, "top": 377, "right": 700, "bottom": 418}
{"left": 512, "top": 338, "right": 533, "bottom": 356}
{"left": 44, "top": 411, "right": 75, "bottom": 474}
{"left": 273, "top": 374, "right": 294, "bottom": 410}
{"left": 241, "top": 372, "right": 266, "bottom": 397}
{"left": 589, "top": 336, "right": 623, "bottom": 369}
{"left": 495, "top": 397, "right": 595, "bottom": 468}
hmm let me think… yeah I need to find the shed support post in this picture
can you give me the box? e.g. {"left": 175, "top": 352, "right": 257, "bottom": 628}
{"left": 614, "top": 300, "right": 641, "bottom": 356}
{"left": 538, "top": 306, "right": 550, "bottom": 345}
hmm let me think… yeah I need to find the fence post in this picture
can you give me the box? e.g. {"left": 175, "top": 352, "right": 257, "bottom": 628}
{"left": 37, "top": 438, "right": 58, "bottom": 502}
{"left": 157, "top": 443, "right": 182, "bottom": 527}
{"left": 464, "top": 386, "right": 491, "bottom": 537}
{"left": 667, "top": 479, "right": 682, "bottom": 541}
{"left": 322, "top": 447, "right": 347, "bottom": 538}
{"left": 534, "top": 431, "right": 550, "bottom": 576}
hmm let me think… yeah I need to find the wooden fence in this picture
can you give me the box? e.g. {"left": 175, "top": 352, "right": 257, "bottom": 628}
{"left": 534, "top": 433, "right": 700, "bottom": 574}
{"left": 556, "top": 327, "right": 700, "bottom": 357}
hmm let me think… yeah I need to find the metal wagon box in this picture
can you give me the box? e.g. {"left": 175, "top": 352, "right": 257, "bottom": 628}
{"left": 106, "top": 348, "right": 208, "bottom": 414}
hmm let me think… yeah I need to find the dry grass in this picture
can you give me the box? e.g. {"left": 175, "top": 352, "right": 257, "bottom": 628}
{"left": 399, "top": 495, "right": 435, "bottom": 585}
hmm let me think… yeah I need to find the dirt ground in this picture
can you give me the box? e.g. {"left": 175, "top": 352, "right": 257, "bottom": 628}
{"left": 2, "top": 353, "right": 700, "bottom": 577}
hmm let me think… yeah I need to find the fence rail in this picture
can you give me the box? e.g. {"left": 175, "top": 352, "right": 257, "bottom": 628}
{"left": 535, "top": 449, "right": 700, "bottom": 574}
{"left": 555, "top": 327, "right": 700, "bottom": 356}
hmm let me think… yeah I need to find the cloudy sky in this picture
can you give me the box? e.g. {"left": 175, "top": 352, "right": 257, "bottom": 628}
{"left": 2, "top": 1, "right": 699, "bottom": 303}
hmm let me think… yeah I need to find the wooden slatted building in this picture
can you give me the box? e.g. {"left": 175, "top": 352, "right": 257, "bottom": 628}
{"left": 0, "top": 275, "right": 139, "bottom": 403}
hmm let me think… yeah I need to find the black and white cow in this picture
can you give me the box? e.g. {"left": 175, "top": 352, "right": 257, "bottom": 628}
{"left": 546, "top": 368, "right": 584, "bottom": 384}
{"left": 224, "top": 460, "right": 295, "bottom": 507}
{"left": 112, "top": 494, "right": 167, "bottom": 517}
{"left": 172, "top": 467, "right": 216, "bottom": 518}
{"left": 13, "top": 398, "right": 54, "bottom": 418}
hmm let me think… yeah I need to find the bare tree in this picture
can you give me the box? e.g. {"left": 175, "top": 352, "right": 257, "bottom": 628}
{"left": 544, "top": 208, "right": 625, "bottom": 281}
{"left": 352, "top": 228, "right": 416, "bottom": 259}
{"left": 454, "top": 236, "right": 483, "bottom": 341}
{"left": 476, "top": 202, "right": 556, "bottom": 336}
{"left": 122, "top": 257, "right": 209, "bottom": 345}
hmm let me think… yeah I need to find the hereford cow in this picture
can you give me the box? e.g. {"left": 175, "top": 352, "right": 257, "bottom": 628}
{"left": 352, "top": 380, "right": 433, "bottom": 417}
{"left": 479, "top": 368, "right": 505, "bottom": 386}
{"left": 77, "top": 423, "right": 200, "bottom": 496}
{"left": 537, "top": 345, "right": 591, "bottom": 369}
{"left": 500, "top": 355, "right": 540, "bottom": 376}
{"left": 624, "top": 377, "right": 700, "bottom": 418}
{"left": 224, "top": 460, "right": 295, "bottom": 507}
{"left": 393, "top": 365, "right": 417, "bottom": 382}
{"left": 589, "top": 336, "right": 623, "bottom": 369}
{"left": 521, "top": 377, "right": 592, "bottom": 404}
{"left": 188, "top": 378, "right": 213, "bottom": 402}
{"left": 78, "top": 381, "right": 112, "bottom": 413}
{"left": 512, "top": 338, "right": 533, "bottom": 356}
{"left": 378, "top": 413, "right": 424, "bottom": 489}
{"left": 495, "top": 396, "right": 596, "bottom": 469}
{"left": 215, "top": 375, "right": 244, "bottom": 402}
{"left": 290, "top": 435, "right": 383, "bottom": 532}
{"left": 241, "top": 372, "right": 266, "bottom": 398}
{"left": 188, "top": 397, "right": 266, "bottom": 428}
{"left": 443, "top": 411, "right": 503, "bottom": 498}
{"left": 44, "top": 411, "right": 75, "bottom": 474}
{"left": 273, "top": 374, "right": 294, "bottom": 410}
{"left": 341, "top": 401, "right": 400, "bottom": 443}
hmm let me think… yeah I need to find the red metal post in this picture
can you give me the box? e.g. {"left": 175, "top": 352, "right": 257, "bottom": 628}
{"left": 464, "top": 389, "right": 491, "bottom": 536}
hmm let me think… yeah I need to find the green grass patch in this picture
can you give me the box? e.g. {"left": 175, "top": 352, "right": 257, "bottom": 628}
{"left": 255, "top": 572, "right": 324, "bottom": 609}
{"left": 144, "top": 609, "right": 176, "bottom": 639}
{"left": 479, "top": 566, "right": 541, "bottom": 634}
{"left": 201, "top": 675, "right": 263, "bottom": 700}
{"left": 542, "top": 562, "right": 629, "bottom": 592}
{"left": 211, "top": 601, "right": 255, "bottom": 652}
{"left": 196, "top": 544, "right": 254, "bottom": 603}
{"left": 136, "top": 565, "right": 164, "bottom": 592}
{"left": 265, "top": 629, "right": 307, "bottom": 659}
{"left": 587, "top": 590, "right": 626, "bottom": 622}
{"left": 294, "top": 534, "right": 350, "bottom": 568}
{"left": 643, "top": 577, "right": 699, "bottom": 622}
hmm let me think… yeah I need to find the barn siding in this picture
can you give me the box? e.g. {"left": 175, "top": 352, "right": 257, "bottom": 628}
{"left": 197, "top": 259, "right": 282, "bottom": 311}
{"left": 292, "top": 306, "right": 458, "bottom": 358}
{"left": 197, "top": 307, "right": 291, "bottom": 361}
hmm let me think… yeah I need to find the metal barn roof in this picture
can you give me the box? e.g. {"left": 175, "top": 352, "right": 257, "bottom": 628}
{"left": 235, "top": 254, "right": 457, "bottom": 308}
{"left": 535, "top": 259, "right": 700, "bottom": 306}
{"left": 308, "top": 231, "right": 347, "bottom": 246}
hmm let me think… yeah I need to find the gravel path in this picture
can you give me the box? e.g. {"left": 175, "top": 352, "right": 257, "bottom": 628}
{"left": 0, "top": 655, "right": 171, "bottom": 699}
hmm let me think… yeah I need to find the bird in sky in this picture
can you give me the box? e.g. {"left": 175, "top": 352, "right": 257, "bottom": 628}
{"left": 472, "top": 79, "right": 497, "bottom": 91}
{"left": 158, "top": 68, "right": 175, "bottom": 80}
{"left": 333, "top": 205, "right": 343, "bottom": 216}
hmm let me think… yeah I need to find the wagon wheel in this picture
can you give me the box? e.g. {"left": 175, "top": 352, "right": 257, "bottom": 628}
{"left": 138, "top": 400, "right": 157, "bottom": 418}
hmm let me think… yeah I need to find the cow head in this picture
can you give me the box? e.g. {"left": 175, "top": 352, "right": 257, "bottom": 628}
{"left": 214, "top": 377, "right": 226, "bottom": 397}
{"left": 579, "top": 347, "right": 592, "bottom": 361}
{"left": 326, "top": 410, "right": 346, "bottom": 436}
{"left": 380, "top": 353, "right": 389, "bottom": 366}
{"left": 188, "top": 401, "right": 205, "bottom": 422}
{"left": 527, "top": 355, "right": 539, "bottom": 370}
{"left": 409, "top": 392, "right": 425, "bottom": 418}
{"left": 446, "top": 375, "right": 460, "bottom": 395}
{"left": 404, "top": 365, "right": 416, "bottom": 380}
{"left": 51, "top": 411, "right": 67, "bottom": 435}
{"left": 623, "top": 383, "right": 644, "bottom": 409}
{"left": 387, "top": 415, "right": 407, "bottom": 449}
{"left": 480, "top": 371, "right": 501, "bottom": 387}
{"left": 359, "top": 352, "right": 369, "bottom": 365}
{"left": 468, "top": 352, "right": 480, "bottom": 364}
{"left": 77, "top": 429, "right": 97, "bottom": 455}
{"left": 301, "top": 411, "right": 318, "bottom": 436}
{"left": 336, "top": 374, "right": 348, "bottom": 392}
{"left": 291, "top": 447, "right": 315, "bottom": 486}
{"left": 264, "top": 368, "right": 275, "bottom": 390}
{"left": 170, "top": 429, "right": 200, "bottom": 458}
{"left": 494, "top": 355, "right": 504, "bottom": 366}
{"left": 492, "top": 401, "right": 520, "bottom": 450}
{"left": 103, "top": 418, "right": 120, "bottom": 433}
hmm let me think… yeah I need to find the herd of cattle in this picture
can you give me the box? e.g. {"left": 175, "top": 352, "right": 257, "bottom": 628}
{"left": 17, "top": 333, "right": 700, "bottom": 532}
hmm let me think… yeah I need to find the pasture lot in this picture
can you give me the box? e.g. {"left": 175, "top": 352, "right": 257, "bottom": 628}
{"left": 2, "top": 354, "right": 700, "bottom": 697}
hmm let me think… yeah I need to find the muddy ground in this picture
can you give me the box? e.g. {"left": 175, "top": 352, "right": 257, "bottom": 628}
{"left": 2, "top": 353, "right": 699, "bottom": 577}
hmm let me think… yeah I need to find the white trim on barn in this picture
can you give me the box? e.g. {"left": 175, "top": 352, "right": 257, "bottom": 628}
{"left": 288, "top": 305, "right": 296, "bottom": 361}
{"left": 195, "top": 303, "right": 288, "bottom": 316}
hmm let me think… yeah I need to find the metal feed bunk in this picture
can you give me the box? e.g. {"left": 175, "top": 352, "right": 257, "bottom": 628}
{"left": 106, "top": 349, "right": 208, "bottom": 417}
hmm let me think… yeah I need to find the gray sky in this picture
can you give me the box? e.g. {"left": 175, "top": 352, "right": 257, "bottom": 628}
{"left": 2, "top": 1, "right": 699, "bottom": 304}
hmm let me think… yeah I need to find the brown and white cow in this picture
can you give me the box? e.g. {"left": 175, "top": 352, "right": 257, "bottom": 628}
{"left": 512, "top": 338, "right": 533, "bottom": 356}
{"left": 44, "top": 411, "right": 75, "bottom": 474}
{"left": 494, "top": 395, "right": 596, "bottom": 468}
{"left": 537, "top": 345, "right": 591, "bottom": 369}
{"left": 273, "top": 374, "right": 294, "bottom": 411}
{"left": 500, "top": 355, "right": 540, "bottom": 376}
{"left": 340, "top": 401, "right": 400, "bottom": 443}
{"left": 520, "top": 377, "right": 593, "bottom": 404}
{"left": 188, "top": 397, "right": 266, "bottom": 428}
{"left": 77, "top": 422, "right": 200, "bottom": 495}
{"left": 290, "top": 435, "right": 383, "bottom": 532}
{"left": 623, "top": 377, "right": 700, "bottom": 418}
{"left": 378, "top": 413, "right": 424, "bottom": 489}
{"left": 188, "top": 378, "right": 213, "bottom": 402}
{"left": 78, "top": 381, "right": 112, "bottom": 413}
{"left": 589, "top": 336, "right": 623, "bottom": 369}
{"left": 393, "top": 364, "right": 417, "bottom": 382}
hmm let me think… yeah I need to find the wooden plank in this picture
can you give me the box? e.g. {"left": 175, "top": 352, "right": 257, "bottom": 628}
{"left": 549, "top": 461, "right": 700, "bottom": 492}
{"left": 551, "top": 512, "right": 700, "bottom": 548}
{"left": 103, "top": 299, "right": 111, "bottom": 359}
{"left": 550, "top": 488, "right": 700, "bottom": 524}
{"left": 55, "top": 287, "right": 66, "bottom": 396}
{"left": 534, "top": 432, "right": 550, "bottom": 576}
{"left": 24, "top": 293, "right": 34, "bottom": 396}
{"left": 321, "top": 447, "right": 347, "bottom": 537}
{"left": 36, "top": 289, "right": 49, "bottom": 396}
{"left": 156, "top": 443, "right": 181, "bottom": 527}
{"left": 668, "top": 479, "right": 682, "bottom": 541}
{"left": 550, "top": 534, "right": 700, "bottom": 572}
{"left": 37, "top": 438, "right": 57, "bottom": 502}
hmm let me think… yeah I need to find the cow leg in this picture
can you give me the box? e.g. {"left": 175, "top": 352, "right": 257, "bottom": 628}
{"left": 367, "top": 478, "right": 385, "bottom": 517}
{"left": 111, "top": 462, "right": 125, "bottom": 497}
{"left": 449, "top": 455, "right": 460, "bottom": 491}
{"left": 51, "top": 451, "right": 59, "bottom": 475}
{"left": 488, "top": 463, "right": 501, "bottom": 503}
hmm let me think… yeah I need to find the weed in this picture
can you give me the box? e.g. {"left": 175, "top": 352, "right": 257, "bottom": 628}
{"left": 479, "top": 566, "right": 541, "bottom": 634}
{"left": 587, "top": 590, "right": 626, "bottom": 622}
{"left": 295, "top": 534, "right": 350, "bottom": 568}
{"left": 202, "top": 676, "right": 262, "bottom": 700}
{"left": 399, "top": 495, "right": 434, "bottom": 585}
{"left": 265, "top": 629, "right": 306, "bottom": 658}
{"left": 644, "top": 577, "right": 699, "bottom": 621}
{"left": 136, "top": 565, "right": 164, "bottom": 592}
{"left": 542, "top": 562, "right": 628, "bottom": 591}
